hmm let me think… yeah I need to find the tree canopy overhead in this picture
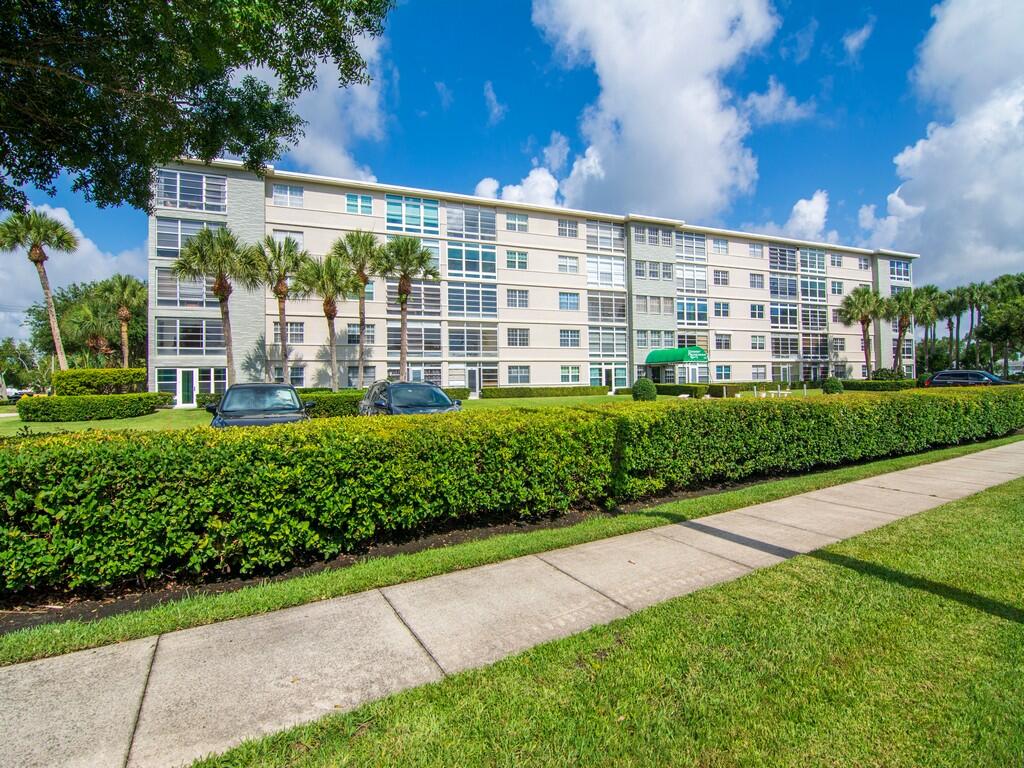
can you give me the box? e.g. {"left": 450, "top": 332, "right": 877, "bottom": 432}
{"left": 0, "top": 0, "right": 394, "bottom": 212}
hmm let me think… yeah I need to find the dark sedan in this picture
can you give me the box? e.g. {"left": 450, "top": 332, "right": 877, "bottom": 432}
{"left": 207, "top": 383, "right": 314, "bottom": 427}
{"left": 923, "top": 369, "right": 1012, "bottom": 387}
{"left": 359, "top": 380, "right": 461, "bottom": 415}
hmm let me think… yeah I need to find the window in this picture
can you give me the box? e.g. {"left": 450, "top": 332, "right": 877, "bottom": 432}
{"left": 155, "top": 268, "right": 217, "bottom": 308}
{"left": 752, "top": 364, "right": 767, "bottom": 381}
{"left": 715, "top": 333, "right": 732, "bottom": 350}
{"left": 861, "top": 364, "right": 868, "bottom": 378}
{"left": 890, "top": 259, "right": 912, "bottom": 281}
{"left": 749, "top": 243, "right": 763, "bottom": 258}
{"left": 749, "top": 273, "right": 765, "bottom": 289}
{"left": 558, "top": 219, "right": 578, "bottom": 238}
{"left": 272, "top": 321, "right": 305, "bottom": 345}
{"left": 506, "top": 288, "right": 529, "bottom": 308}
{"left": 346, "top": 323, "right": 375, "bottom": 345}
{"left": 447, "top": 282, "right": 498, "bottom": 318}
{"left": 894, "top": 337, "right": 914, "bottom": 357}
{"left": 677, "top": 297, "right": 708, "bottom": 326}
{"left": 803, "top": 334, "right": 829, "bottom": 359}
{"left": 751, "top": 334, "right": 766, "bottom": 350}
{"left": 831, "top": 280, "right": 844, "bottom": 296}
{"left": 858, "top": 256, "right": 871, "bottom": 271}
{"left": 750, "top": 303, "right": 765, "bottom": 319}
{"left": 588, "top": 292, "right": 627, "bottom": 323}
{"left": 800, "top": 277, "right": 827, "bottom": 302}
{"left": 832, "top": 337, "right": 846, "bottom": 352}
{"left": 832, "top": 308, "right": 842, "bottom": 323}
{"left": 713, "top": 301, "right": 730, "bottom": 318}
{"left": 801, "top": 307, "right": 827, "bottom": 330}
{"left": 387, "top": 321, "right": 441, "bottom": 357}
{"left": 713, "top": 269, "right": 730, "bottom": 286}
{"left": 647, "top": 226, "right": 660, "bottom": 246}
{"left": 386, "top": 280, "right": 441, "bottom": 316}
{"left": 271, "top": 183, "right": 303, "bottom": 208}
{"left": 586, "top": 254, "right": 626, "bottom": 288}
{"left": 634, "top": 260, "right": 646, "bottom": 278}
{"left": 155, "top": 218, "right": 224, "bottom": 258}
{"left": 677, "top": 332, "right": 710, "bottom": 350}
{"left": 560, "top": 329, "right": 581, "bottom": 348}
{"left": 155, "top": 318, "right": 225, "bottom": 354}
{"left": 712, "top": 238, "right": 728, "bottom": 255}
{"left": 558, "top": 255, "right": 579, "bottom": 273}
{"left": 678, "top": 264, "right": 708, "bottom": 292}
{"left": 449, "top": 324, "right": 498, "bottom": 357}
{"left": 447, "top": 242, "right": 497, "bottom": 279}
{"left": 508, "top": 365, "right": 530, "bottom": 384}
{"left": 273, "top": 365, "right": 306, "bottom": 388}
{"left": 715, "top": 365, "right": 732, "bottom": 381}
{"left": 386, "top": 194, "right": 439, "bottom": 235}
{"left": 507, "top": 328, "right": 530, "bottom": 347}
{"left": 345, "top": 193, "right": 372, "bottom": 215}
{"left": 661, "top": 262, "right": 674, "bottom": 280}
{"left": 830, "top": 253, "right": 843, "bottom": 268}
{"left": 588, "top": 327, "right": 627, "bottom": 357}
{"left": 506, "top": 250, "right": 528, "bottom": 270}
{"left": 506, "top": 212, "right": 528, "bottom": 232}
{"left": 634, "top": 295, "right": 648, "bottom": 314}
{"left": 559, "top": 291, "right": 580, "bottom": 311}
{"left": 772, "top": 335, "right": 800, "bottom": 356}
{"left": 196, "top": 367, "right": 227, "bottom": 394}
{"left": 800, "top": 248, "right": 826, "bottom": 273}
{"left": 346, "top": 282, "right": 376, "bottom": 302}
{"left": 636, "top": 329, "right": 649, "bottom": 348}
{"left": 446, "top": 204, "right": 497, "bottom": 241}
{"left": 387, "top": 364, "right": 442, "bottom": 384}
{"left": 770, "top": 303, "right": 799, "bottom": 329}
{"left": 891, "top": 284, "right": 909, "bottom": 296}
{"left": 769, "top": 275, "right": 798, "bottom": 300}
{"left": 769, "top": 245, "right": 798, "bottom": 272}
{"left": 677, "top": 232, "right": 706, "bottom": 259}
{"left": 156, "top": 169, "right": 227, "bottom": 212}
{"left": 272, "top": 229, "right": 304, "bottom": 250}
{"left": 632, "top": 226, "right": 645, "bottom": 244}
{"left": 586, "top": 220, "right": 626, "bottom": 251}
{"left": 560, "top": 365, "right": 581, "bottom": 383}
{"left": 347, "top": 366, "right": 377, "bottom": 386}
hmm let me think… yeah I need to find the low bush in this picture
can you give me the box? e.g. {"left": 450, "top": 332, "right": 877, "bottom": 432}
{"left": 822, "top": 377, "right": 844, "bottom": 395}
{"left": 841, "top": 379, "right": 918, "bottom": 391}
{"left": 302, "top": 391, "right": 363, "bottom": 418}
{"left": 480, "top": 385, "right": 608, "bottom": 399}
{"left": 295, "top": 387, "right": 333, "bottom": 395}
{"left": 52, "top": 368, "right": 146, "bottom": 395}
{"left": 196, "top": 392, "right": 221, "bottom": 408}
{"left": 444, "top": 388, "right": 471, "bottom": 401}
{"left": 655, "top": 384, "right": 707, "bottom": 398}
{"left": 631, "top": 378, "right": 657, "bottom": 401}
{"left": 706, "top": 382, "right": 770, "bottom": 398}
{"left": 16, "top": 392, "right": 172, "bottom": 422}
{"left": 871, "top": 367, "right": 907, "bottom": 381}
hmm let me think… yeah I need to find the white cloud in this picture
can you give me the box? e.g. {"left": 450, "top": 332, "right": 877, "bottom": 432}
{"left": 747, "top": 189, "right": 838, "bottom": 243}
{"left": 0, "top": 204, "right": 147, "bottom": 339}
{"left": 541, "top": 131, "right": 570, "bottom": 173}
{"left": 781, "top": 18, "right": 818, "bottom": 64}
{"left": 474, "top": 178, "right": 500, "bottom": 198}
{"left": 842, "top": 17, "right": 875, "bottom": 61}
{"left": 483, "top": 81, "right": 507, "bottom": 125}
{"left": 743, "top": 76, "right": 816, "bottom": 125}
{"left": 858, "top": 0, "right": 1024, "bottom": 286}
{"left": 494, "top": 167, "right": 561, "bottom": 207}
{"left": 434, "top": 81, "right": 453, "bottom": 110}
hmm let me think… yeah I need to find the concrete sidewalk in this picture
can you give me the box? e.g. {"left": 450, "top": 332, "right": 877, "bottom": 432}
{"left": 2, "top": 441, "right": 1022, "bottom": 768}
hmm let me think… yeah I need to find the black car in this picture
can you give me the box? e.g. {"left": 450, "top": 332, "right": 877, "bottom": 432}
{"left": 923, "top": 369, "right": 1012, "bottom": 387}
{"left": 359, "top": 380, "right": 461, "bottom": 415}
{"left": 207, "top": 383, "right": 315, "bottom": 427}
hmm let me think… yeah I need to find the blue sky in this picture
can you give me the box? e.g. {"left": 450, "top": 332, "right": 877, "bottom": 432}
{"left": 5, "top": 0, "right": 1024, "bottom": 338}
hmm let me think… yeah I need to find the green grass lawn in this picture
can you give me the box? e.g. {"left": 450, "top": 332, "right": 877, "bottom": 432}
{"left": 196, "top": 476, "right": 1024, "bottom": 768}
{"left": 2, "top": 434, "right": 1019, "bottom": 668}
{"left": 0, "top": 406, "right": 211, "bottom": 437}
{"left": 0, "top": 404, "right": 17, "bottom": 414}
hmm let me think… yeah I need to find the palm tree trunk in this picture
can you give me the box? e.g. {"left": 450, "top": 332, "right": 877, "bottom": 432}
{"left": 1004, "top": 342, "right": 1010, "bottom": 378}
{"left": 399, "top": 299, "right": 409, "bottom": 381}
{"left": 220, "top": 298, "right": 236, "bottom": 387}
{"left": 326, "top": 314, "right": 339, "bottom": 392}
{"left": 357, "top": 289, "right": 367, "bottom": 388}
{"left": 967, "top": 308, "right": 975, "bottom": 367}
{"left": 120, "top": 318, "right": 130, "bottom": 368}
{"left": 34, "top": 259, "right": 68, "bottom": 370}
{"left": 947, "top": 319, "right": 954, "bottom": 364}
{"left": 923, "top": 324, "right": 930, "bottom": 372}
{"left": 988, "top": 341, "right": 995, "bottom": 372}
{"left": 954, "top": 315, "right": 961, "bottom": 367}
{"left": 277, "top": 295, "right": 288, "bottom": 385}
{"left": 861, "top": 320, "right": 872, "bottom": 378}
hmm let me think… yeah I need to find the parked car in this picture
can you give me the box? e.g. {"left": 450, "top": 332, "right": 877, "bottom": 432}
{"left": 922, "top": 369, "right": 1012, "bottom": 387}
{"left": 359, "top": 380, "right": 461, "bottom": 415}
{"left": 206, "top": 383, "right": 315, "bottom": 427}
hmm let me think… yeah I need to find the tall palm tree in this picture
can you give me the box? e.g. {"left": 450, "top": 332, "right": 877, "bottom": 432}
{"left": 0, "top": 209, "right": 78, "bottom": 370}
{"left": 964, "top": 282, "right": 985, "bottom": 368}
{"left": 838, "top": 285, "right": 882, "bottom": 379}
{"left": 63, "top": 295, "right": 117, "bottom": 361}
{"left": 330, "top": 230, "right": 381, "bottom": 388}
{"left": 914, "top": 284, "right": 942, "bottom": 373}
{"left": 376, "top": 236, "right": 440, "bottom": 381}
{"left": 98, "top": 274, "right": 147, "bottom": 368}
{"left": 253, "top": 235, "right": 309, "bottom": 384}
{"left": 947, "top": 287, "right": 969, "bottom": 368}
{"left": 173, "top": 227, "right": 259, "bottom": 386}
{"left": 886, "top": 288, "right": 919, "bottom": 373}
{"left": 292, "top": 251, "right": 359, "bottom": 391}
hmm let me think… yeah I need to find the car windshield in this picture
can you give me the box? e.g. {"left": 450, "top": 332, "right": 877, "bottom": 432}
{"left": 220, "top": 386, "right": 300, "bottom": 413}
{"left": 390, "top": 384, "right": 452, "bottom": 408}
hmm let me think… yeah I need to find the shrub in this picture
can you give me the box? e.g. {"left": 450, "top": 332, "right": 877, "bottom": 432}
{"left": 444, "top": 388, "right": 471, "bottom": 401}
{"left": 196, "top": 392, "right": 221, "bottom": 408}
{"left": 16, "top": 392, "right": 172, "bottom": 422}
{"left": 841, "top": 379, "right": 918, "bottom": 391}
{"left": 632, "top": 378, "right": 657, "bottom": 401}
{"left": 871, "top": 367, "right": 906, "bottom": 381}
{"left": 302, "top": 391, "right": 364, "bottom": 418}
{"left": 295, "top": 387, "right": 333, "bottom": 395}
{"left": 655, "top": 384, "right": 707, "bottom": 398}
{"left": 51, "top": 368, "right": 146, "bottom": 395}
{"left": 480, "top": 385, "right": 608, "bottom": 399}
{"left": 707, "top": 382, "right": 769, "bottom": 398}
{"left": 822, "top": 377, "right": 844, "bottom": 395}
{"left": 917, "top": 372, "right": 932, "bottom": 387}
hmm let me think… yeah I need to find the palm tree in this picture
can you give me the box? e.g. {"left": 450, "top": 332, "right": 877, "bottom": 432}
{"left": 173, "top": 227, "right": 259, "bottom": 386}
{"left": 914, "top": 284, "right": 942, "bottom": 373}
{"left": 886, "top": 288, "right": 919, "bottom": 373}
{"left": 330, "top": 230, "right": 381, "bottom": 388}
{"left": 963, "top": 282, "right": 985, "bottom": 368}
{"left": 838, "top": 285, "right": 882, "bottom": 379}
{"left": 254, "top": 235, "right": 309, "bottom": 384}
{"left": 63, "top": 295, "right": 117, "bottom": 361}
{"left": 292, "top": 251, "right": 359, "bottom": 391}
{"left": 946, "top": 287, "right": 969, "bottom": 367}
{"left": 98, "top": 274, "right": 147, "bottom": 368}
{"left": 375, "top": 236, "right": 440, "bottom": 381}
{"left": 0, "top": 209, "right": 78, "bottom": 370}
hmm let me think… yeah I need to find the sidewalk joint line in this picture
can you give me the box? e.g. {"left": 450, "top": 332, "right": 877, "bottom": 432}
{"left": 532, "top": 554, "right": 632, "bottom": 612}
{"left": 646, "top": 529, "right": 759, "bottom": 571}
{"left": 378, "top": 589, "right": 448, "bottom": 678}
{"left": 123, "top": 633, "right": 160, "bottom": 768}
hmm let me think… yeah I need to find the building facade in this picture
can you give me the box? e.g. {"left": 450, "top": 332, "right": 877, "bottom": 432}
{"left": 148, "top": 159, "right": 918, "bottom": 404}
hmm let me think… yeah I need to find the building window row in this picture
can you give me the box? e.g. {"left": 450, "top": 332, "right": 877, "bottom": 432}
{"left": 157, "top": 169, "right": 226, "bottom": 212}
{"left": 635, "top": 329, "right": 674, "bottom": 349}
{"left": 155, "top": 218, "right": 224, "bottom": 259}
{"left": 386, "top": 194, "right": 440, "bottom": 235}
{"left": 634, "top": 294, "right": 675, "bottom": 316}
{"left": 587, "top": 254, "right": 626, "bottom": 288}
{"left": 155, "top": 317, "right": 225, "bottom": 354}
{"left": 345, "top": 193, "right": 372, "bottom": 215}
{"left": 634, "top": 260, "right": 674, "bottom": 281}
{"left": 271, "top": 183, "right": 303, "bottom": 208}
{"left": 447, "top": 204, "right": 496, "bottom": 240}
{"left": 155, "top": 268, "right": 217, "bottom": 308}
{"left": 447, "top": 241, "right": 497, "bottom": 279}
{"left": 272, "top": 321, "right": 305, "bottom": 345}
{"left": 632, "top": 225, "right": 674, "bottom": 247}
{"left": 558, "top": 219, "right": 578, "bottom": 238}
{"left": 586, "top": 220, "right": 625, "bottom": 252}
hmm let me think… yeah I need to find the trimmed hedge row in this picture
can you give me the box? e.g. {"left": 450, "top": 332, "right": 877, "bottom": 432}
{"left": 52, "top": 368, "right": 146, "bottom": 395}
{"left": 655, "top": 384, "right": 708, "bottom": 398}
{"left": 16, "top": 393, "right": 173, "bottom": 422}
{"left": 841, "top": 379, "right": 918, "bottom": 391}
{"left": 480, "top": 385, "right": 610, "bottom": 399}
{"left": 2, "top": 387, "right": 1022, "bottom": 593}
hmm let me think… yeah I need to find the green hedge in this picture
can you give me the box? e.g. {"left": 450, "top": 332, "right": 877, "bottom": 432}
{"left": 481, "top": 385, "right": 608, "bottom": 399}
{"left": 52, "top": 368, "right": 146, "bottom": 395}
{"left": 2, "top": 387, "right": 1022, "bottom": 594}
{"left": 443, "top": 388, "right": 471, "bottom": 401}
{"left": 841, "top": 379, "right": 918, "bottom": 391}
{"left": 16, "top": 392, "right": 173, "bottom": 422}
{"left": 656, "top": 384, "right": 708, "bottom": 398}
{"left": 196, "top": 392, "right": 221, "bottom": 408}
{"left": 302, "top": 391, "right": 363, "bottom": 417}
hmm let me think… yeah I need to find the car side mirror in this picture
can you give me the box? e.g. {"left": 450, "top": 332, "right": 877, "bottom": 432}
{"left": 205, "top": 403, "right": 218, "bottom": 414}
{"left": 453, "top": 399, "right": 462, "bottom": 407}
{"left": 303, "top": 401, "right": 316, "bottom": 410}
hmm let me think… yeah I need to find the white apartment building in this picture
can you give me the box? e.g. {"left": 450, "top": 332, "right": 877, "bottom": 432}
{"left": 148, "top": 159, "right": 918, "bottom": 405}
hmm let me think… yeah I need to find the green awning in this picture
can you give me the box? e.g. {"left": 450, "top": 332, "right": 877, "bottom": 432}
{"left": 645, "top": 346, "right": 708, "bottom": 365}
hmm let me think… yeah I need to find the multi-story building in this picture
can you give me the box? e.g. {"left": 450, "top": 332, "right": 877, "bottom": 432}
{"left": 148, "top": 159, "right": 918, "bottom": 405}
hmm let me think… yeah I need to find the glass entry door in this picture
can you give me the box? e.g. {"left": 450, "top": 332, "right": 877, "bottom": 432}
{"left": 467, "top": 368, "right": 479, "bottom": 394}
{"left": 179, "top": 369, "right": 196, "bottom": 407}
